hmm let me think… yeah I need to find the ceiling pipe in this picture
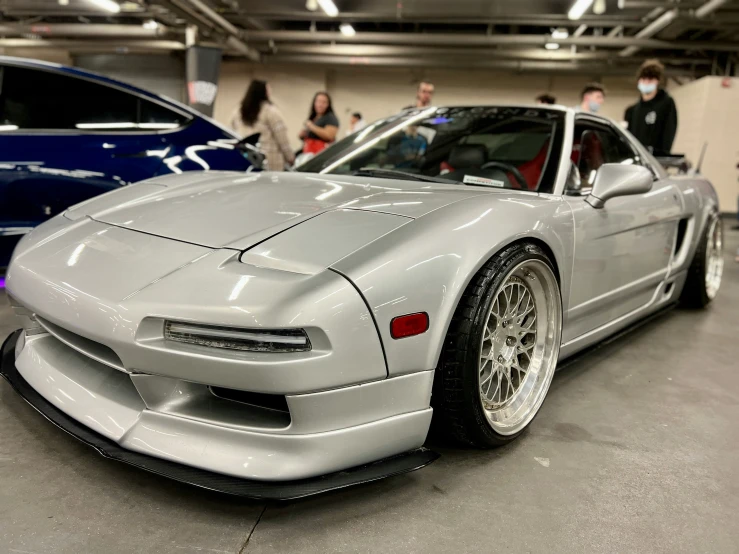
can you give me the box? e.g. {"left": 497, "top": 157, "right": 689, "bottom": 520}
{"left": 620, "top": 0, "right": 731, "bottom": 57}
{"left": 238, "top": 12, "right": 648, "bottom": 27}
{"left": 619, "top": 8, "right": 678, "bottom": 56}
{"left": 694, "top": 0, "right": 730, "bottom": 18}
{"left": 0, "top": 23, "right": 175, "bottom": 38}
{"left": 0, "top": 38, "right": 186, "bottom": 51}
{"left": 157, "top": 0, "right": 220, "bottom": 33}
{"left": 269, "top": 43, "right": 711, "bottom": 64}
{"left": 261, "top": 54, "right": 698, "bottom": 76}
{"left": 183, "top": 0, "right": 260, "bottom": 61}
{"left": 243, "top": 30, "right": 739, "bottom": 51}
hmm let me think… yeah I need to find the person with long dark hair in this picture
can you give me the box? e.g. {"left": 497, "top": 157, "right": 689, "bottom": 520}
{"left": 230, "top": 79, "right": 294, "bottom": 171}
{"left": 299, "top": 91, "right": 339, "bottom": 154}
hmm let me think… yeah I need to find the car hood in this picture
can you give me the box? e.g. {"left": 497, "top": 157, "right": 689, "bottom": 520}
{"left": 80, "top": 171, "right": 487, "bottom": 250}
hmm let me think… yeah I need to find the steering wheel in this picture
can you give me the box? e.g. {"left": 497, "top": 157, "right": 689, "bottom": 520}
{"left": 480, "top": 161, "right": 528, "bottom": 189}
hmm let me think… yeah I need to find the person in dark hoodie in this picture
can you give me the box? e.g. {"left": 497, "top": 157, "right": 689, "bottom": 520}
{"left": 624, "top": 59, "right": 678, "bottom": 156}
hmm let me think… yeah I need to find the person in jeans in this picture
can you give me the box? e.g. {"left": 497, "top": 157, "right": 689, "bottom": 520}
{"left": 231, "top": 79, "right": 294, "bottom": 171}
{"left": 624, "top": 59, "right": 678, "bottom": 156}
{"left": 299, "top": 91, "right": 339, "bottom": 155}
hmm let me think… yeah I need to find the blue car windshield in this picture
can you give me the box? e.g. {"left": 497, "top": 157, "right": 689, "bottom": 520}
{"left": 297, "top": 107, "right": 565, "bottom": 193}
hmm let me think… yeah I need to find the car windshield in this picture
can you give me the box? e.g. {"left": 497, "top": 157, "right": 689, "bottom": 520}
{"left": 297, "top": 107, "right": 565, "bottom": 193}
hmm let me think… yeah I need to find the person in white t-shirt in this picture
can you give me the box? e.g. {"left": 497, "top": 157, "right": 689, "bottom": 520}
{"left": 348, "top": 112, "right": 366, "bottom": 136}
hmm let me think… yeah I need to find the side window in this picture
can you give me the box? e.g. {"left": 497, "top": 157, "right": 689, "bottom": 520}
{"left": 570, "top": 122, "right": 639, "bottom": 191}
{"left": 0, "top": 65, "right": 187, "bottom": 132}
{"left": 139, "top": 98, "right": 189, "bottom": 128}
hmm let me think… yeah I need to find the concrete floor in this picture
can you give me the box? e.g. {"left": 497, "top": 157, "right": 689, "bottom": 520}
{"left": 1, "top": 227, "right": 738, "bottom": 554}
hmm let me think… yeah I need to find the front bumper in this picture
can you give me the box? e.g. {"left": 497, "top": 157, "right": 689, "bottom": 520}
{"left": 1, "top": 330, "right": 438, "bottom": 500}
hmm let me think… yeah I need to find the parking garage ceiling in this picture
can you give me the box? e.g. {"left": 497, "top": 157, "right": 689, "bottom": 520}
{"left": 1, "top": 0, "right": 738, "bottom": 76}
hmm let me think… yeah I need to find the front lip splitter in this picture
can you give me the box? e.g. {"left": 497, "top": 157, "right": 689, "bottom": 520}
{"left": 1, "top": 330, "right": 439, "bottom": 500}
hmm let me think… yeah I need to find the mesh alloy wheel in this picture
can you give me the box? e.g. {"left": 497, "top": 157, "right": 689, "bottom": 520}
{"left": 477, "top": 259, "right": 561, "bottom": 436}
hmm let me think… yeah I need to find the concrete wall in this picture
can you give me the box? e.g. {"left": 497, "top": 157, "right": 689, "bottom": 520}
{"left": 214, "top": 61, "right": 642, "bottom": 151}
{"left": 73, "top": 54, "right": 186, "bottom": 103}
{"left": 671, "top": 77, "right": 739, "bottom": 212}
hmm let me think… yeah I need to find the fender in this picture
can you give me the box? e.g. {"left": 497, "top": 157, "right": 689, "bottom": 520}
{"left": 332, "top": 192, "right": 574, "bottom": 377}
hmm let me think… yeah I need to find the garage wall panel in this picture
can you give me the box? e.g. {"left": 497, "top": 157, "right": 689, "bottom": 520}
{"left": 215, "top": 62, "right": 327, "bottom": 151}
{"left": 672, "top": 77, "right": 739, "bottom": 212}
{"left": 73, "top": 54, "right": 186, "bottom": 103}
{"left": 214, "top": 64, "right": 638, "bottom": 147}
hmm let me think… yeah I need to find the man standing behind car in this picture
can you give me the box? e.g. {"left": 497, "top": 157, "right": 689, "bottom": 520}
{"left": 578, "top": 83, "right": 606, "bottom": 113}
{"left": 404, "top": 81, "right": 435, "bottom": 110}
{"left": 624, "top": 59, "right": 678, "bottom": 156}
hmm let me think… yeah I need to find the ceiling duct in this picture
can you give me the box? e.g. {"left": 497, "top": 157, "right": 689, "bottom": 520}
{"left": 695, "top": 0, "right": 731, "bottom": 18}
{"left": 619, "top": 8, "right": 677, "bottom": 56}
{"left": 620, "top": 0, "right": 731, "bottom": 57}
{"left": 244, "top": 30, "right": 739, "bottom": 52}
{"left": 183, "top": 0, "right": 259, "bottom": 61}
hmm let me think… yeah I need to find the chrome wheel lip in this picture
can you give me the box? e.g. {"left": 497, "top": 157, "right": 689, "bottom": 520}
{"left": 705, "top": 218, "right": 723, "bottom": 300}
{"left": 477, "top": 259, "right": 561, "bottom": 436}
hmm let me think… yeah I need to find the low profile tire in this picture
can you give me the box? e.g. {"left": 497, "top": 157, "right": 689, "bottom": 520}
{"left": 681, "top": 215, "right": 723, "bottom": 308}
{"left": 433, "top": 242, "right": 562, "bottom": 448}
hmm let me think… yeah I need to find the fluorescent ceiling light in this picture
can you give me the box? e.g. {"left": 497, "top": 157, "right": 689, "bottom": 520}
{"left": 142, "top": 19, "right": 159, "bottom": 30}
{"left": 0, "top": 124, "right": 19, "bottom": 131}
{"left": 339, "top": 23, "right": 356, "bottom": 36}
{"left": 568, "top": 0, "right": 593, "bottom": 20}
{"left": 544, "top": 42, "right": 561, "bottom": 50}
{"left": 87, "top": 0, "right": 121, "bottom": 13}
{"left": 551, "top": 27, "right": 569, "bottom": 39}
{"left": 317, "top": 0, "right": 338, "bottom": 17}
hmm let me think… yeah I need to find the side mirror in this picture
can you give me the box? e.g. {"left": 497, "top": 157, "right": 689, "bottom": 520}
{"left": 586, "top": 164, "right": 653, "bottom": 209}
{"left": 236, "top": 133, "right": 265, "bottom": 170}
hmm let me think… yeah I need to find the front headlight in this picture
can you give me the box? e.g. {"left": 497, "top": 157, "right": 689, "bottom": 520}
{"left": 163, "top": 320, "right": 311, "bottom": 353}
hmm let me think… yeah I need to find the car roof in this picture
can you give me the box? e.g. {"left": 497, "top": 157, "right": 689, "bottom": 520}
{"left": 414, "top": 104, "right": 616, "bottom": 126}
{"left": 0, "top": 55, "right": 238, "bottom": 138}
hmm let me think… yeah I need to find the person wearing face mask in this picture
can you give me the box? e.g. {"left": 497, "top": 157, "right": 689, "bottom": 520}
{"left": 578, "top": 83, "right": 606, "bottom": 114}
{"left": 624, "top": 59, "right": 678, "bottom": 156}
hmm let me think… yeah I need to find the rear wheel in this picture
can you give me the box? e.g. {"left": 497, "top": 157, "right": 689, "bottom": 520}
{"left": 681, "top": 216, "right": 723, "bottom": 308}
{"left": 433, "top": 243, "right": 562, "bottom": 447}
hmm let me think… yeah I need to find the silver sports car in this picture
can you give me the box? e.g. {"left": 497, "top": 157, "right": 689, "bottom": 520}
{"left": 1, "top": 106, "right": 723, "bottom": 499}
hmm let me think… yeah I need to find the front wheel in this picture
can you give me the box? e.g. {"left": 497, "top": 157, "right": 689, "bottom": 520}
{"left": 433, "top": 243, "right": 562, "bottom": 448}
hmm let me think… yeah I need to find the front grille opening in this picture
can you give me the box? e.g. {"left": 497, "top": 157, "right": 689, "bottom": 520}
{"left": 209, "top": 386, "right": 290, "bottom": 413}
{"left": 37, "top": 316, "right": 125, "bottom": 371}
{"left": 674, "top": 218, "right": 689, "bottom": 255}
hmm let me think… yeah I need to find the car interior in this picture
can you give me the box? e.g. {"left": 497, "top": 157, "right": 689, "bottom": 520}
{"left": 323, "top": 115, "right": 561, "bottom": 192}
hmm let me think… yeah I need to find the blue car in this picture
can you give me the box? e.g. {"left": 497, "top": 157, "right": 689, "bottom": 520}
{"left": 0, "top": 56, "right": 253, "bottom": 269}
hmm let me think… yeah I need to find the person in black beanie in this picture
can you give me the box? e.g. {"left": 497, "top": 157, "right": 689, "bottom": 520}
{"left": 624, "top": 59, "right": 678, "bottom": 156}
